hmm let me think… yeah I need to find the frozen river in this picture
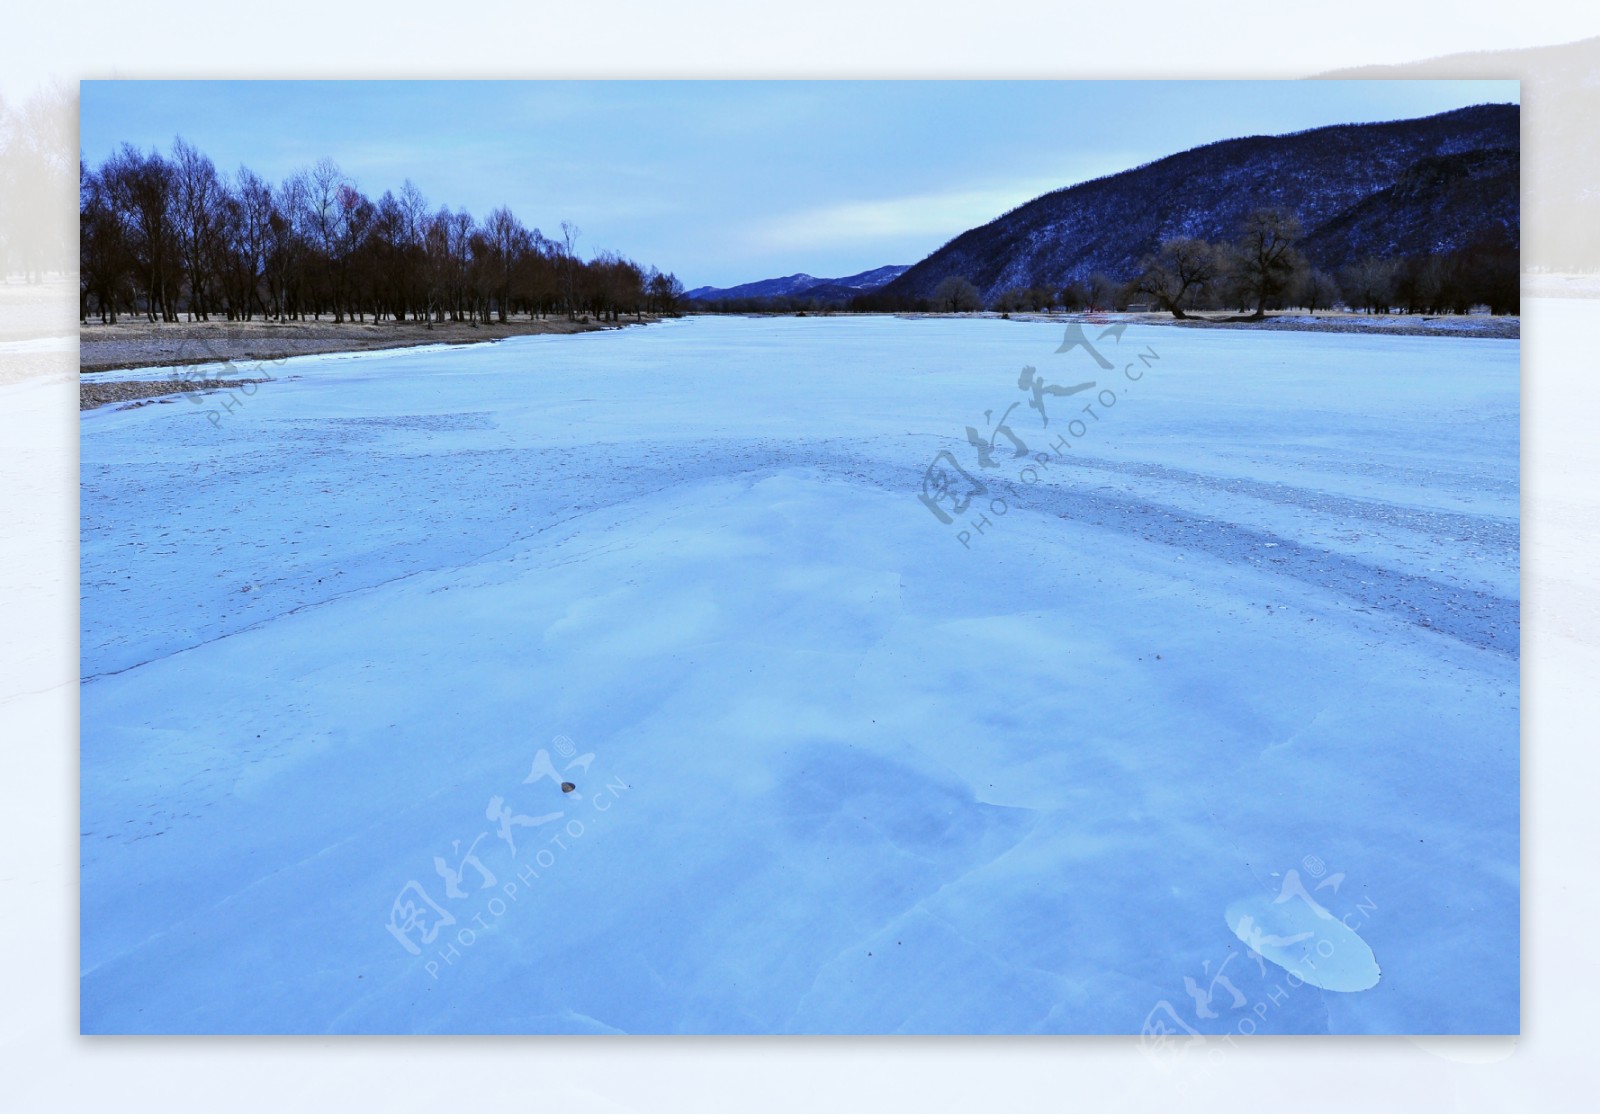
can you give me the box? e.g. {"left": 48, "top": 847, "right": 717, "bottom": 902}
{"left": 80, "top": 314, "right": 1519, "bottom": 1034}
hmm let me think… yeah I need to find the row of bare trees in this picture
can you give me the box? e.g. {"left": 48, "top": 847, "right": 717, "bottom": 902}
{"left": 79, "top": 137, "right": 685, "bottom": 325}
{"left": 1123, "top": 209, "right": 1518, "bottom": 318}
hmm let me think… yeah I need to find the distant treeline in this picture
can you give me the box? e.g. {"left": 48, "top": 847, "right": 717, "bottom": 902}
{"left": 851, "top": 209, "right": 1519, "bottom": 317}
{"left": 690, "top": 295, "right": 851, "bottom": 314}
{"left": 79, "top": 137, "right": 686, "bottom": 325}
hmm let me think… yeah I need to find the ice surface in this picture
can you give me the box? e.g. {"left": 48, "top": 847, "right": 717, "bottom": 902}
{"left": 80, "top": 315, "right": 1518, "bottom": 1034}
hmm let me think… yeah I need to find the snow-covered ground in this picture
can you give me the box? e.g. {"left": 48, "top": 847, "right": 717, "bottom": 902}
{"left": 80, "top": 315, "right": 1518, "bottom": 1035}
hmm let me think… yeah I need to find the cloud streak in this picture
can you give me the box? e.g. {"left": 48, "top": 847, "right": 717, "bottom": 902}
{"left": 747, "top": 166, "right": 1133, "bottom": 252}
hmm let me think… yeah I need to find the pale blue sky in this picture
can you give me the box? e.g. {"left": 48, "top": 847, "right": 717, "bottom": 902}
{"left": 80, "top": 80, "right": 1517, "bottom": 289}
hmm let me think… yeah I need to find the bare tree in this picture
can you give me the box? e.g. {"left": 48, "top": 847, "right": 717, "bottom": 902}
{"left": 482, "top": 206, "right": 527, "bottom": 322}
{"left": 304, "top": 158, "right": 350, "bottom": 320}
{"left": 103, "top": 144, "right": 179, "bottom": 321}
{"left": 522, "top": 230, "right": 562, "bottom": 318}
{"left": 266, "top": 171, "right": 309, "bottom": 320}
{"left": 446, "top": 209, "right": 475, "bottom": 321}
{"left": 397, "top": 180, "right": 431, "bottom": 321}
{"left": 1057, "top": 281, "right": 1090, "bottom": 311}
{"left": 336, "top": 182, "right": 375, "bottom": 321}
{"left": 933, "top": 275, "right": 982, "bottom": 313}
{"left": 1087, "top": 273, "right": 1122, "bottom": 312}
{"left": 558, "top": 220, "right": 582, "bottom": 319}
{"left": 1297, "top": 268, "right": 1341, "bottom": 314}
{"left": 993, "top": 287, "right": 1029, "bottom": 313}
{"left": 1232, "top": 208, "right": 1305, "bottom": 320}
{"left": 79, "top": 157, "right": 132, "bottom": 322}
{"left": 1338, "top": 256, "right": 1396, "bottom": 315}
{"left": 226, "top": 166, "right": 275, "bottom": 320}
{"left": 1132, "top": 238, "right": 1224, "bottom": 319}
{"left": 647, "top": 268, "right": 685, "bottom": 315}
{"left": 171, "top": 137, "right": 225, "bottom": 320}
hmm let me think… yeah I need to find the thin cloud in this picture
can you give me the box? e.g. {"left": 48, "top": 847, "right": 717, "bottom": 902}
{"left": 748, "top": 168, "right": 1132, "bottom": 252}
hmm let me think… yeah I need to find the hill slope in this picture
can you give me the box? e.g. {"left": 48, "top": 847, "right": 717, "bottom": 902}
{"left": 882, "top": 104, "right": 1518, "bottom": 303}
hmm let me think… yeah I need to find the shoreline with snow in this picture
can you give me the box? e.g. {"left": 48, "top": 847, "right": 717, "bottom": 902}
{"left": 78, "top": 315, "right": 664, "bottom": 409}
{"left": 79, "top": 307, "right": 1517, "bottom": 412}
{"left": 78, "top": 314, "right": 661, "bottom": 374}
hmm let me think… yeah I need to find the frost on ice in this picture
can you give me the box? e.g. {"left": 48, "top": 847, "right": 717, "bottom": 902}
{"left": 80, "top": 315, "right": 1518, "bottom": 1034}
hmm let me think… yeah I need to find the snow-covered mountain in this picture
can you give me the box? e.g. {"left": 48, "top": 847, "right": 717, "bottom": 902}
{"left": 880, "top": 104, "right": 1518, "bottom": 303}
{"left": 686, "top": 264, "right": 909, "bottom": 303}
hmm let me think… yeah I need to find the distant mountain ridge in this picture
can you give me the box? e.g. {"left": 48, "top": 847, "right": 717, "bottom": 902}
{"left": 686, "top": 264, "right": 909, "bottom": 303}
{"left": 880, "top": 103, "right": 1518, "bottom": 303}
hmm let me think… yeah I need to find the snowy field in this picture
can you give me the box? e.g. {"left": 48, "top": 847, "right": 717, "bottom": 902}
{"left": 80, "top": 315, "right": 1519, "bottom": 1035}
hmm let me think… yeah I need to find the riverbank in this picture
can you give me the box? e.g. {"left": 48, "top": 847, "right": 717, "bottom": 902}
{"left": 79, "top": 315, "right": 656, "bottom": 374}
{"left": 78, "top": 314, "right": 659, "bottom": 410}
{"left": 79, "top": 376, "right": 276, "bottom": 412}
